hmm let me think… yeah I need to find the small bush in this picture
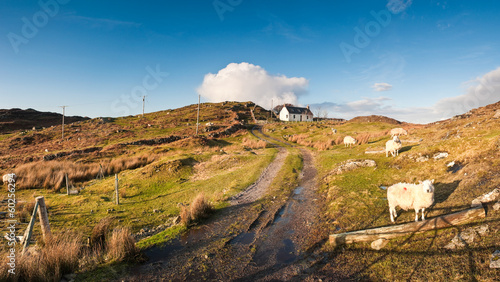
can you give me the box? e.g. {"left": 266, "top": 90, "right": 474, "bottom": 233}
{"left": 107, "top": 227, "right": 138, "bottom": 262}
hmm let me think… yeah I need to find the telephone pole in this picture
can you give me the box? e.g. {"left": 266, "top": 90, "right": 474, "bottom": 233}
{"left": 196, "top": 94, "right": 200, "bottom": 135}
{"left": 60, "top": 106, "right": 68, "bottom": 139}
{"left": 142, "top": 95, "right": 146, "bottom": 118}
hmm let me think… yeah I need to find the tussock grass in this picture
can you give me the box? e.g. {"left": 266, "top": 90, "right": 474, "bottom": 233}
{"left": 0, "top": 232, "right": 81, "bottom": 282}
{"left": 13, "top": 155, "right": 154, "bottom": 191}
{"left": 90, "top": 217, "right": 113, "bottom": 251}
{"left": 242, "top": 137, "right": 267, "bottom": 149}
{"left": 107, "top": 227, "right": 139, "bottom": 262}
{"left": 181, "top": 193, "right": 214, "bottom": 226}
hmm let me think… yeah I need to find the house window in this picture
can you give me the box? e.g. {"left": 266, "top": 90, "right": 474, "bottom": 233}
{"left": 293, "top": 115, "right": 296, "bottom": 119}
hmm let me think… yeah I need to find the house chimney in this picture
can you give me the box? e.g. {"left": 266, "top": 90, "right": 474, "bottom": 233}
{"left": 307, "top": 105, "right": 309, "bottom": 109}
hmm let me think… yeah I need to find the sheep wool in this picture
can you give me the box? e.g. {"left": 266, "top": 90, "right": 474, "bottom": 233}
{"left": 387, "top": 180, "right": 435, "bottom": 222}
{"left": 2, "top": 173, "right": 16, "bottom": 184}
{"left": 386, "top": 136, "right": 403, "bottom": 157}
{"left": 344, "top": 136, "right": 357, "bottom": 147}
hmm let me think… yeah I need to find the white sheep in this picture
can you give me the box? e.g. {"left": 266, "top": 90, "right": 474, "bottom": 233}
{"left": 343, "top": 136, "right": 357, "bottom": 147}
{"left": 386, "top": 136, "right": 403, "bottom": 157}
{"left": 331, "top": 128, "right": 337, "bottom": 134}
{"left": 387, "top": 179, "right": 435, "bottom": 222}
{"left": 2, "top": 173, "right": 17, "bottom": 184}
{"left": 390, "top": 128, "right": 408, "bottom": 137}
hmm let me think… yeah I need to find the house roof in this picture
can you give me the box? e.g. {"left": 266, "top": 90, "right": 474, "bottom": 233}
{"left": 283, "top": 106, "right": 313, "bottom": 116}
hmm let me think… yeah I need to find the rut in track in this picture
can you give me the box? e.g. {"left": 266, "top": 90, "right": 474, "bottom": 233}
{"left": 126, "top": 129, "right": 325, "bottom": 281}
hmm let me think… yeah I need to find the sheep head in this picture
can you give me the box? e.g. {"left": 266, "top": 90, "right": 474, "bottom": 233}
{"left": 422, "top": 180, "right": 435, "bottom": 194}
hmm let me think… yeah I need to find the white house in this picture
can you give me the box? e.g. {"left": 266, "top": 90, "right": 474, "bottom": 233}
{"left": 279, "top": 105, "right": 313, "bottom": 122}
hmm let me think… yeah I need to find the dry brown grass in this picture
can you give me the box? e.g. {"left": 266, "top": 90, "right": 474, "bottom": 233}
{"left": 242, "top": 137, "right": 267, "bottom": 149}
{"left": 0, "top": 232, "right": 81, "bottom": 282}
{"left": 107, "top": 227, "right": 138, "bottom": 262}
{"left": 180, "top": 193, "right": 214, "bottom": 226}
{"left": 15, "top": 201, "right": 35, "bottom": 223}
{"left": 190, "top": 193, "right": 213, "bottom": 221}
{"left": 90, "top": 217, "right": 113, "bottom": 251}
{"left": 13, "top": 155, "right": 154, "bottom": 191}
{"left": 180, "top": 205, "right": 191, "bottom": 226}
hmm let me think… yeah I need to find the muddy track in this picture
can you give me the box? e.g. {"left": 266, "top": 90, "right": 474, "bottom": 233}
{"left": 126, "top": 127, "right": 326, "bottom": 281}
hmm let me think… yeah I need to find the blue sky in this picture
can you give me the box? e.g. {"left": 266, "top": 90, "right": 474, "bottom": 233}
{"left": 1, "top": 0, "right": 500, "bottom": 123}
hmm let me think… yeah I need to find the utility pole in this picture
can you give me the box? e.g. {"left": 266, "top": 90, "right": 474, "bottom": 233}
{"left": 270, "top": 99, "right": 273, "bottom": 120}
{"left": 60, "top": 106, "right": 67, "bottom": 140}
{"left": 196, "top": 94, "right": 200, "bottom": 135}
{"left": 142, "top": 95, "right": 146, "bottom": 118}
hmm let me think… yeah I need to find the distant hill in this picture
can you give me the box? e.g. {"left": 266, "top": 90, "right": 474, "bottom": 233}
{"left": 0, "top": 108, "right": 89, "bottom": 133}
{"left": 348, "top": 115, "right": 402, "bottom": 125}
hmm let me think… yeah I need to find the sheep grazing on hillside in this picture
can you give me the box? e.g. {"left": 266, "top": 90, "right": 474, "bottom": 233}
{"left": 390, "top": 128, "right": 408, "bottom": 137}
{"left": 387, "top": 179, "right": 435, "bottom": 223}
{"left": 331, "top": 128, "right": 337, "bottom": 134}
{"left": 386, "top": 136, "right": 403, "bottom": 157}
{"left": 343, "top": 136, "right": 357, "bottom": 147}
{"left": 2, "top": 173, "right": 16, "bottom": 184}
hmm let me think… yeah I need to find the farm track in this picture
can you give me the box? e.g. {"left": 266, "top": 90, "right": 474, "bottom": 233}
{"left": 127, "top": 126, "right": 328, "bottom": 281}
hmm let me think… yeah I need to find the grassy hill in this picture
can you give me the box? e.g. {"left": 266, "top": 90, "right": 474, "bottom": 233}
{"left": 1, "top": 100, "right": 498, "bottom": 281}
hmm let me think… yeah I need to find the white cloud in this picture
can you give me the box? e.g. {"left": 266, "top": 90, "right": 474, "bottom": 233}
{"left": 372, "top": 82, "right": 393, "bottom": 92}
{"left": 312, "top": 67, "right": 500, "bottom": 123}
{"left": 432, "top": 67, "right": 500, "bottom": 119}
{"left": 197, "top": 62, "right": 309, "bottom": 109}
{"left": 386, "top": 0, "right": 413, "bottom": 14}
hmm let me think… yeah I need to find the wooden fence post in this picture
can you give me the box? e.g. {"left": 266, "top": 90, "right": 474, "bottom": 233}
{"left": 36, "top": 196, "right": 51, "bottom": 242}
{"left": 65, "top": 173, "right": 69, "bottom": 195}
{"left": 115, "top": 174, "right": 119, "bottom": 205}
{"left": 21, "top": 201, "right": 39, "bottom": 254}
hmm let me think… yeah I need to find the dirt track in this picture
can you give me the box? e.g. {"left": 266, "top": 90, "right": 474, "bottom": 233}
{"left": 127, "top": 128, "right": 327, "bottom": 281}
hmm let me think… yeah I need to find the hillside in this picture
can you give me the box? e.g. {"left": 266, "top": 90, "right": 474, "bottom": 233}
{"left": 0, "top": 108, "right": 89, "bottom": 133}
{"left": 0, "top": 100, "right": 498, "bottom": 281}
{"left": 348, "top": 114, "right": 401, "bottom": 125}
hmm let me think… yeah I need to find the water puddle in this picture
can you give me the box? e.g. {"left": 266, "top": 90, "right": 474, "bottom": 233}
{"left": 144, "top": 238, "right": 184, "bottom": 263}
{"left": 379, "top": 185, "right": 387, "bottom": 190}
{"left": 180, "top": 225, "right": 208, "bottom": 244}
{"left": 230, "top": 232, "right": 255, "bottom": 245}
{"left": 292, "top": 186, "right": 305, "bottom": 201}
{"left": 276, "top": 239, "right": 297, "bottom": 264}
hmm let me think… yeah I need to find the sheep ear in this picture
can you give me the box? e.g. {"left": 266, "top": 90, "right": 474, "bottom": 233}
{"left": 418, "top": 180, "right": 422, "bottom": 184}
{"left": 431, "top": 179, "right": 435, "bottom": 184}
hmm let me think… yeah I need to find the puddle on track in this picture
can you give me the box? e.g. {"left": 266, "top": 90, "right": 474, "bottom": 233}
{"left": 144, "top": 238, "right": 184, "bottom": 263}
{"left": 144, "top": 225, "right": 210, "bottom": 264}
{"left": 276, "top": 239, "right": 297, "bottom": 264}
{"left": 231, "top": 232, "right": 255, "bottom": 245}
